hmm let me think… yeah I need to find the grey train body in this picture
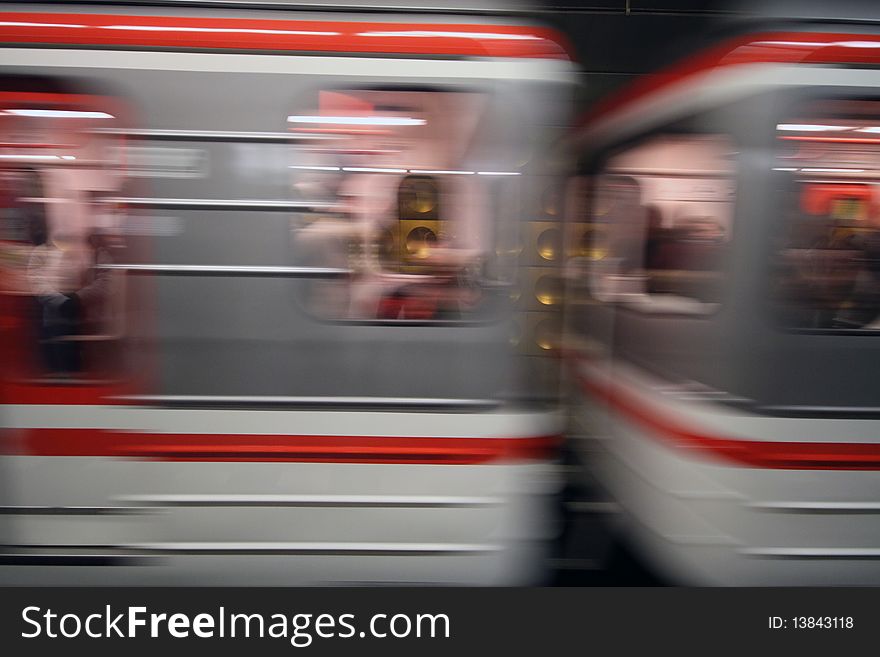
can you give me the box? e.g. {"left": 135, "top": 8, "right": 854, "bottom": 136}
{"left": 0, "top": 2, "right": 574, "bottom": 585}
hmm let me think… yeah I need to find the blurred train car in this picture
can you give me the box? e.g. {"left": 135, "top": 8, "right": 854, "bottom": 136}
{"left": 564, "top": 5, "right": 880, "bottom": 585}
{"left": 0, "top": 0, "right": 574, "bottom": 584}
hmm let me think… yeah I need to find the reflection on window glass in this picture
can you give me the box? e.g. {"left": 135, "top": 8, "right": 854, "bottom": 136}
{"left": 0, "top": 94, "right": 128, "bottom": 379}
{"left": 289, "top": 89, "right": 516, "bottom": 321}
{"left": 588, "top": 134, "right": 734, "bottom": 308}
{"left": 774, "top": 100, "right": 880, "bottom": 330}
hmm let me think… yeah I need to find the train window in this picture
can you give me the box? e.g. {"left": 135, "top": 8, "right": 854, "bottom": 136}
{"left": 585, "top": 134, "right": 735, "bottom": 311}
{"left": 288, "top": 88, "right": 518, "bottom": 322}
{"left": 773, "top": 100, "right": 880, "bottom": 330}
{"left": 0, "top": 92, "right": 130, "bottom": 380}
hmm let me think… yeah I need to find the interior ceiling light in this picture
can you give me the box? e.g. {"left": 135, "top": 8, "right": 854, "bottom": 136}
{"left": 776, "top": 124, "right": 854, "bottom": 132}
{"left": 5, "top": 109, "right": 114, "bottom": 119}
{"left": 288, "top": 115, "right": 425, "bottom": 127}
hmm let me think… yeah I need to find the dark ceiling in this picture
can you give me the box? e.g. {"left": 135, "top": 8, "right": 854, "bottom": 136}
{"left": 534, "top": 1, "right": 738, "bottom": 110}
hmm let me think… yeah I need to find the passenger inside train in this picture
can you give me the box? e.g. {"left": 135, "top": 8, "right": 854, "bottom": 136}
{"left": 291, "top": 88, "right": 513, "bottom": 321}
{"left": 774, "top": 100, "right": 880, "bottom": 329}
{"left": 0, "top": 100, "right": 127, "bottom": 378}
{"left": 585, "top": 134, "right": 733, "bottom": 308}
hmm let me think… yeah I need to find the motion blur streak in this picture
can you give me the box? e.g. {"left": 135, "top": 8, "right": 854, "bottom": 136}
{"left": 0, "top": 0, "right": 573, "bottom": 586}
{"left": 574, "top": 356, "right": 880, "bottom": 470}
{"left": 563, "top": 0, "right": 880, "bottom": 585}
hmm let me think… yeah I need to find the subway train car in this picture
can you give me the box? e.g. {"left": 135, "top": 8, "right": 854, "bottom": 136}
{"left": 564, "top": 9, "right": 880, "bottom": 585}
{"left": 0, "top": 0, "right": 574, "bottom": 584}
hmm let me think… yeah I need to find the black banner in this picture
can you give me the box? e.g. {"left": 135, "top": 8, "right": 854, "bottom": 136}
{"left": 0, "top": 587, "right": 876, "bottom": 655}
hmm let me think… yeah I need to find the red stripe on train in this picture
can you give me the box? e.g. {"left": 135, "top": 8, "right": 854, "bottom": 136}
{"left": 0, "top": 13, "right": 570, "bottom": 60}
{"left": 9, "top": 428, "right": 560, "bottom": 464}
{"left": 575, "top": 369, "right": 880, "bottom": 471}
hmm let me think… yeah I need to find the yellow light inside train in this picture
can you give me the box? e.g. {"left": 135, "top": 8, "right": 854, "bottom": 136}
{"left": 405, "top": 226, "right": 437, "bottom": 258}
{"left": 401, "top": 178, "right": 437, "bottom": 215}
{"left": 575, "top": 228, "right": 606, "bottom": 260}
{"left": 534, "top": 275, "right": 563, "bottom": 306}
{"left": 541, "top": 185, "right": 560, "bottom": 216}
{"left": 580, "top": 230, "right": 608, "bottom": 260}
{"left": 534, "top": 317, "right": 561, "bottom": 351}
{"left": 537, "top": 227, "right": 561, "bottom": 261}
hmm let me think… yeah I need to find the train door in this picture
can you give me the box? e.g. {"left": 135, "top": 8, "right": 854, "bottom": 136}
{"left": 763, "top": 93, "right": 880, "bottom": 401}
{"left": 0, "top": 83, "right": 153, "bottom": 579}
{"left": 567, "top": 116, "right": 737, "bottom": 513}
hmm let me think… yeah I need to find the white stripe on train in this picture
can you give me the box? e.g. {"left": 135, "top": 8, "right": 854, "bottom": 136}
{"left": 0, "top": 47, "right": 577, "bottom": 83}
{"left": 0, "top": 403, "right": 564, "bottom": 438}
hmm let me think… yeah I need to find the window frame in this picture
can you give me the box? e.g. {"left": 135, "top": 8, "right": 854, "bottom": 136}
{"left": 0, "top": 87, "right": 134, "bottom": 384}
{"left": 577, "top": 115, "right": 739, "bottom": 318}
{"left": 768, "top": 87, "right": 880, "bottom": 337}
{"left": 286, "top": 80, "right": 528, "bottom": 328}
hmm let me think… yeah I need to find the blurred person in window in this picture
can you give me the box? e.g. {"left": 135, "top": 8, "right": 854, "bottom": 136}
{"left": 643, "top": 205, "right": 665, "bottom": 271}
{"left": 833, "top": 207, "right": 880, "bottom": 328}
{"left": 605, "top": 176, "right": 647, "bottom": 274}
{"left": 293, "top": 129, "right": 405, "bottom": 319}
{"left": 591, "top": 175, "right": 648, "bottom": 299}
{"left": 76, "top": 229, "right": 116, "bottom": 337}
{"left": 778, "top": 210, "right": 862, "bottom": 328}
{"left": 675, "top": 216, "right": 725, "bottom": 267}
{"left": 78, "top": 190, "right": 118, "bottom": 335}
{"left": 27, "top": 228, "right": 89, "bottom": 375}
{"left": 87, "top": 189, "right": 122, "bottom": 245}
{"left": 377, "top": 247, "right": 484, "bottom": 320}
{"left": 293, "top": 170, "right": 363, "bottom": 318}
{"left": 668, "top": 216, "right": 726, "bottom": 302}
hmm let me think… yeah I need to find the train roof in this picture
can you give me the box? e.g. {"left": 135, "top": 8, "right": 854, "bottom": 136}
{"left": 576, "top": 24, "right": 880, "bottom": 144}
{"left": 0, "top": 5, "right": 572, "bottom": 60}
{"left": 22, "top": 0, "right": 535, "bottom": 15}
